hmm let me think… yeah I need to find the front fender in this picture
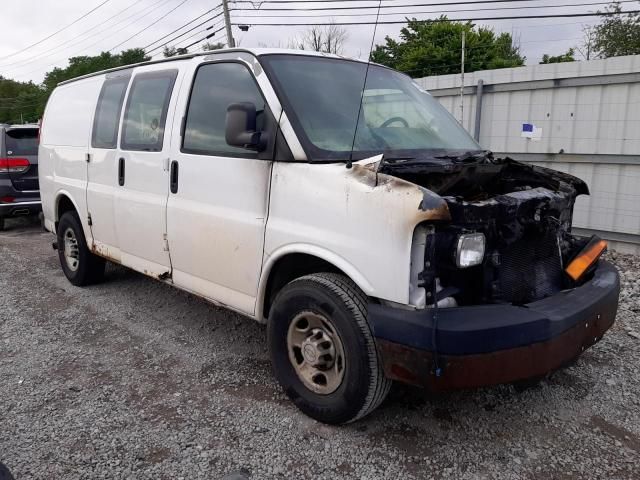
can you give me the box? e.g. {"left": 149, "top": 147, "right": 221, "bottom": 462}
{"left": 256, "top": 242, "right": 376, "bottom": 321}
{"left": 263, "top": 158, "right": 450, "bottom": 312}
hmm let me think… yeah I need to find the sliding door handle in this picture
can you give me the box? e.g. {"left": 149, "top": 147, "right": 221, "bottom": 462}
{"left": 118, "top": 157, "right": 125, "bottom": 186}
{"left": 170, "top": 160, "right": 179, "bottom": 194}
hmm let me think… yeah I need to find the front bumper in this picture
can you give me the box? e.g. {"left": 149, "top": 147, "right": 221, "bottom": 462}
{"left": 368, "top": 260, "right": 620, "bottom": 391}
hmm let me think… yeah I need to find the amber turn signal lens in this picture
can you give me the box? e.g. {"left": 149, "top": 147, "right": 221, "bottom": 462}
{"left": 565, "top": 236, "right": 608, "bottom": 282}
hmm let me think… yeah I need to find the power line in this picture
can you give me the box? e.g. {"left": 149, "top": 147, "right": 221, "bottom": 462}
{"left": 232, "top": 0, "right": 579, "bottom": 12}
{"left": 235, "top": 0, "right": 408, "bottom": 2}
{"left": 232, "top": 9, "right": 640, "bottom": 25}
{"left": 148, "top": 19, "right": 225, "bottom": 56}
{"left": 233, "top": 0, "right": 636, "bottom": 18}
{"left": 9, "top": 0, "right": 181, "bottom": 80}
{"left": 5, "top": 0, "right": 176, "bottom": 77}
{"left": 0, "top": 0, "right": 114, "bottom": 61}
{"left": 0, "top": 0, "right": 158, "bottom": 70}
{"left": 141, "top": 4, "right": 223, "bottom": 50}
{"left": 108, "top": 0, "right": 194, "bottom": 52}
{"left": 144, "top": 11, "right": 227, "bottom": 54}
{"left": 182, "top": 27, "right": 228, "bottom": 50}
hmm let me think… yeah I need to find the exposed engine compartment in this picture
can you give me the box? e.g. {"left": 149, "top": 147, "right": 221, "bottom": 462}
{"left": 380, "top": 157, "right": 592, "bottom": 306}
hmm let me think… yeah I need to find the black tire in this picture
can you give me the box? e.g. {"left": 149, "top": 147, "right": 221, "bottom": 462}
{"left": 56, "top": 211, "right": 105, "bottom": 286}
{"left": 268, "top": 272, "right": 391, "bottom": 424}
{"left": 0, "top": 217, "right": 5, "bottom": 231}
{"left": 0, "top": 462, "right": 15, "bottom": 480}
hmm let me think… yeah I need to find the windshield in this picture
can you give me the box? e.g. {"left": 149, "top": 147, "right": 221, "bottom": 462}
{"left": 260, "top": 54, "right": 480, "bottom": 161}
{"left": 4, "top": 128, "right": 38, "bottom": 156}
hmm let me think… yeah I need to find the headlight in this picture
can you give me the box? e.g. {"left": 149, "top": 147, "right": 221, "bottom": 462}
{"left": 456, "top": 233, "right": 485, "bottom": 268}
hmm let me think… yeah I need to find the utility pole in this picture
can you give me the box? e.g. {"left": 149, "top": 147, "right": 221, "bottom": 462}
{"left": 460, "top": 30, "right": 466, "bottom": 125}
{"left": 222, "top": 0, "right": 235, "bottom": 48}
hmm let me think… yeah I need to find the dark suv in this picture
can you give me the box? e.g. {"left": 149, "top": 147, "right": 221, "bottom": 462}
{"left": 0, "top": 124, "right": 40, "bottom": 230}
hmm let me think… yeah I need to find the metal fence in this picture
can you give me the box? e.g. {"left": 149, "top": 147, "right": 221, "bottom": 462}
{"left": 416, "top": 55, "right": 640, "bottom": 254}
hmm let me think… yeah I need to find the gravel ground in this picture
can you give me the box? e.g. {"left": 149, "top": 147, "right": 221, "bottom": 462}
{"left": 1, "top": 216, "right": 639, "bottom": 480}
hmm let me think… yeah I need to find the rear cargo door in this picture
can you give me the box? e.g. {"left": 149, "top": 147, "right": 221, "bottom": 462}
{"left": 3, "top": 127, "right": 39, "bottom": 191}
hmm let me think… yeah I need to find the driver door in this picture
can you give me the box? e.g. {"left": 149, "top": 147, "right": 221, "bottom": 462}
{"left": 166, "top": 61, "right": 273, "bottom": 315}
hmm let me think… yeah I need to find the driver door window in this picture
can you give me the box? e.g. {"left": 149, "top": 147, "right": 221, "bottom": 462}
{"left": 182, "top": 62, "right": 266, "bottom": 157}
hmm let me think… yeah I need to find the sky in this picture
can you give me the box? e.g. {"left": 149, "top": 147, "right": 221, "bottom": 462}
{"left": 0, "top": 0, "right": 633, "bottom": 84}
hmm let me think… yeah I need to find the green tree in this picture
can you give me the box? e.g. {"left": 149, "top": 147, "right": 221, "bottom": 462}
{"left": 589, "top": 2, "right": 640, "bottom": 58}
{"left": 371, "top": 17, "right": 525, "bottom": 77}
{"left": 42, "top": 49, "right": 149, "bottom": 92}
{"left": 163, "top": 46, "right": 189, "bottom": 57}
{"left": 0, "top": 77, "right": 44, "bottom": 124}
{"left": 540, "top": 48, "right": 576, "bottom": 64}
{"left": 39, "top": 48, "right": 150, "bottom": 118}
{"left": 1, "top": 49, "right": 149, "bottom": 122}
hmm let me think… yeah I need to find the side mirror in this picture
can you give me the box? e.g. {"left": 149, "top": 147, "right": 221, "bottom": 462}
{"left": 225, "top": 102, "right": 266, "bottom": 151}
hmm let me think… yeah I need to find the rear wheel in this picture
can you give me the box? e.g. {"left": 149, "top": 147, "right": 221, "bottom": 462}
{"left": 57, "top": 211, "right": 105, "bottom": 286}
{"left": 268, "top": 273, "right": 391, "bottom": 424}
{"left": 0, "top": 217, "right": 4, "bottom": 231}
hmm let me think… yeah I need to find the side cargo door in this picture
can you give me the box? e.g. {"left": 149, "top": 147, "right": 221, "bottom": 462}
{"left": 166, "top": 61, "right": 274, "bottom": 315}
{"left": 86, "top": 71, "right": 131, "bottom": 261}
{"left": 114, "top": 68, "right": 180, "bottom": 277}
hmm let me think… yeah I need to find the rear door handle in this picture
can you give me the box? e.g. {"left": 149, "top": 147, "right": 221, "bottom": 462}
{"left": 118, "top": 157, "right": 125, "bottom": 186}
{"left": 170, "top": 160, "right": 179, "bottom": 194}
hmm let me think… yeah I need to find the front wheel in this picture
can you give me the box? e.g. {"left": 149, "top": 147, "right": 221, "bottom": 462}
{"left": 268, "top": 273, "right": 391, "bottom": 424}
{"left": 57, "top": 211, "right": 105, "bottom": 286}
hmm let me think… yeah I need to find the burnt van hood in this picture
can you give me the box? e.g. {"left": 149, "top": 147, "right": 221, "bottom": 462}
{"left": 377, "top": 155, "right": 588, "bottom": 241}
{"left": 377, "top": 155, "right": 588, "bottom": 200}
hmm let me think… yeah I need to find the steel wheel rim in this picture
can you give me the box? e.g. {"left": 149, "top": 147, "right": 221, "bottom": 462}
{"left": 63, "top": 227, "right": 80, "bottom": 272}
{"left": 287, "top": 311, "right": 346, "bottom": 395}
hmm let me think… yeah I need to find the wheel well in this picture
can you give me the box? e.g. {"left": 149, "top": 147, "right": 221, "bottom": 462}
{"left": 56, "top": 195, "right": 76, "bottom": 225}
{"left": 263, "top": 253, "right": 343, "bottom": 319}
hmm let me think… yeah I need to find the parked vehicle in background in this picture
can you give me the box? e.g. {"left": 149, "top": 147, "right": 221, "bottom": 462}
{"left": 39, "top": 49, "right": 620, "bottom": 424}
{"left": 0, "top": 124, "right": 41, "bottom": 231}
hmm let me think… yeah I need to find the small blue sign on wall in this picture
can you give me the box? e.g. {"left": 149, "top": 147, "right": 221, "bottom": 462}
{"left": 521, "top": 123, "right": 542, "bottom": 140}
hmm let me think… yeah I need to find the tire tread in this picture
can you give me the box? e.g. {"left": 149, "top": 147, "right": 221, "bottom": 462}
{"left": 291, "top": 272, "right": 391, "bottom": 423}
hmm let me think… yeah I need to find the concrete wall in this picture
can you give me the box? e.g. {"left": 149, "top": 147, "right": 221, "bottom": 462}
{"left": 416, "top": 55, "right": 640, "bottom": 254}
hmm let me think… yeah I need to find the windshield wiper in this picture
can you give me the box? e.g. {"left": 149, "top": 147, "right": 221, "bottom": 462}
{"left": 434, "top": 150, "right": 493, "bottom": 164}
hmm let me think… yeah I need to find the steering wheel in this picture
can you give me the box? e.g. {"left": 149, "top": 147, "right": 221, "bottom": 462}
{"left": 380, "top": 116, "right": 409, "bottom": 128}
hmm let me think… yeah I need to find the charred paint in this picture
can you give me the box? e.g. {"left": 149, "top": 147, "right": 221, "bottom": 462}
{"left": 349, "top": 162, "right": 451, "bottom": 222}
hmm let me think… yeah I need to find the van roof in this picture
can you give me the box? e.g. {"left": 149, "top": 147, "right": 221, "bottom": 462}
{"left": 58, "top": 48, "right": 368, "bottom": 87}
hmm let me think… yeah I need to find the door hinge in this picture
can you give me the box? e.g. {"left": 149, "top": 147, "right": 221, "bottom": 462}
{"left": 86, "top": 153, "right": 91, "bottom": 163}
{"left": 87, "top": 214, "right": 93, "bottom": 226}
{"left": 163, "top": 233, "right": 169, "bottom": 251}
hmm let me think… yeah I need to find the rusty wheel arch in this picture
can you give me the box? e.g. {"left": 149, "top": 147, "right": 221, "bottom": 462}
{"left": 262, "top": 253, "right": 349, "bottom": 321}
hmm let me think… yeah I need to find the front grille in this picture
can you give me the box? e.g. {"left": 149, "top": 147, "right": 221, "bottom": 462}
{"left": 497, "top": 231, "right": 563, "bottom": 304}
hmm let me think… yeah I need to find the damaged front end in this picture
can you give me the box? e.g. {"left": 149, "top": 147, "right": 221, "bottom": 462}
{"left": 386, "top": 157, "right": 592, "bottom": 306}
{"left": 368, "top": 156, "right": 621, "bottom": 390}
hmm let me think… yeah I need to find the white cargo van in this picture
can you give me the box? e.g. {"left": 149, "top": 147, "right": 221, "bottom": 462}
{"left": 40, "top": 49, "right": 619, "bottom": 424}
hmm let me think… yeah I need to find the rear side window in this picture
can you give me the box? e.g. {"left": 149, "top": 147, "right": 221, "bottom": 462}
{"left": 182, "top": 62, "right": 266, "bottom": 157}
{"left": 92, "top": 76, "right": 130, "bottom": 149}
{"left": 4, "top": 129, "right": 38, "bottom": 156}
{"left": 121, "top": 70, "right": 177, "bottom": 152}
